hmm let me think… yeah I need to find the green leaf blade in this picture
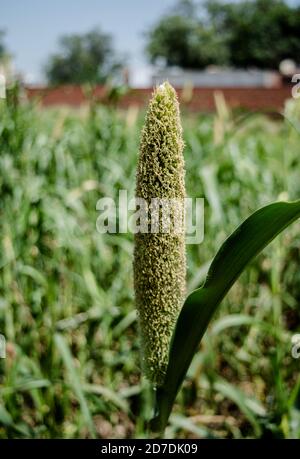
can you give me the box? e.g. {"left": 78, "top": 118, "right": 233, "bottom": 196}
{"left": 153, "top": 200, "right": 300, "bottom": 432}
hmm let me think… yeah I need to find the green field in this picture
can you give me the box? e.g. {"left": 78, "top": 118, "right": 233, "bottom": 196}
{"left": 1, "top": 92, "right": 300, "bottom": 438}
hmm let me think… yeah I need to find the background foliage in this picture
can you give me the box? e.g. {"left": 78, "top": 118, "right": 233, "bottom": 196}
{"left": 45, "top": 28, "right": 122, "bottom": 85}
{"left": 146, "top": 0, "right": 300, "bottom": 69}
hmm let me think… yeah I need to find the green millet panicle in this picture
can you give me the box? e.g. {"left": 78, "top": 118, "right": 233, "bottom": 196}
{"left": 133, "top": 82, "right": 186, "bottom": 386}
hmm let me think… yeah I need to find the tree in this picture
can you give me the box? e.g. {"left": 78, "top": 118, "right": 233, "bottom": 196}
{"left": 0, "top": 31, "right": 7, "bottom": 59}
{"left": 207, "top": 0, "right": 300, "bottom": 69}
{"left": 146, "top": 0, "right": 300, "bottom": 69}
{"left": 146, "top": 3, "right": 228, "bottom": 68}
{"left": 45, "top": 28, "right": 122, "bottom": 85}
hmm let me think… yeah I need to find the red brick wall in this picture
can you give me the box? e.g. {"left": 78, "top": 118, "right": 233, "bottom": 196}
{"left": 25, "top": 85, "right": 293, "bottom": 112}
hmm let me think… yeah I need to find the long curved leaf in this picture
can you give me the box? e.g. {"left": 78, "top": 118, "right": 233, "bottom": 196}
{"left": 152, "top": 200, "right": 300, "bottom": 432}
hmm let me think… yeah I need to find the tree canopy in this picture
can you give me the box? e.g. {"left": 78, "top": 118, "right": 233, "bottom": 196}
{"left": 45, "top": 28, "right": 122, "bottom": 85}
{"left": 0, "top": 31, "right": 7, "bottom": 59}
{"left": 146, "top": 0, "right": 300, "bottom": 69}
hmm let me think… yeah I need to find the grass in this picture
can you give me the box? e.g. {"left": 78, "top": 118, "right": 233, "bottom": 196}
{"left": 1, "top": 92, "right": 300, "bottom": 438}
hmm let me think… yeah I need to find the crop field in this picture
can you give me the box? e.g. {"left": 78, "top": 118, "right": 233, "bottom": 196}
{"left": 1, "top": 92, "right": 300, "bottom": 439}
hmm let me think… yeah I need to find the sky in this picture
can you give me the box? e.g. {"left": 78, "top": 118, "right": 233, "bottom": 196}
{"left": 1, "top": 0, "right": 300, "bottom": 85}
{"left": 1, "top": 0, "right": 176, "bottom": 84}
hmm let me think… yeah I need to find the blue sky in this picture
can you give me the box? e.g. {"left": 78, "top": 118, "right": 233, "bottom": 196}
{"left": 1, "top": 0, "right": 300, "bottom": 84}
{"left": 1, "top": 0, "right": 175, "bottom": 83}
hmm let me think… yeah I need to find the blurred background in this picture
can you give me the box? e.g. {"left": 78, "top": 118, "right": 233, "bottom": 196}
{"left": 1, "top": 0, "right": 300, "bottom": 439}
{"left": 1, "top": 0, "right": 300, "bottom": 108}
